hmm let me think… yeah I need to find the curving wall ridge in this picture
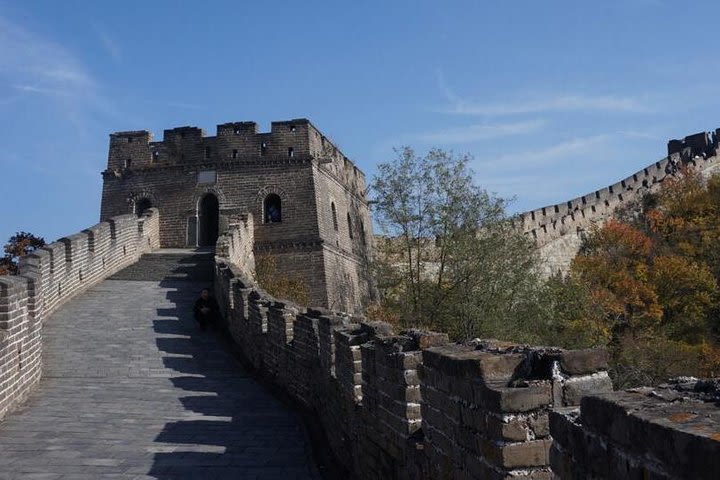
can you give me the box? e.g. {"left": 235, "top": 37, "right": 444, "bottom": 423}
{"left": 520, "top": 129, "right": 720, "bottom": 274}
{"left": 214, "top": 222, "right": 614, "bottom": 479}
{"left": 0, "top": 209, "right": 160, "bottom": 420}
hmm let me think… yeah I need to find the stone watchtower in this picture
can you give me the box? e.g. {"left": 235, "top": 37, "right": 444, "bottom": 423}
{"left": 100, "top": 118, "right": 373, "bottom": 312}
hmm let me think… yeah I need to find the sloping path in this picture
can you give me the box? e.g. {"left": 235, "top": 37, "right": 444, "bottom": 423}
{"left": 0, "top": 251, "right": 319, "bottom": 479}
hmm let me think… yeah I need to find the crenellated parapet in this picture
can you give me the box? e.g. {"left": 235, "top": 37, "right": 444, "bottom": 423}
{"left": 0, "top": 209, "right": 161, "bottom": 420}
{"left": 521, "top": 129, "right": 720, "bottom": 247}
{"left": 213, "top": 227, "right": 615, "bottom": 479}
{"left": 104, "top": 118, "right": 367, "bottom": 200}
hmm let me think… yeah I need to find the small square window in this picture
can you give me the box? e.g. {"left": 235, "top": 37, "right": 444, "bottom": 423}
{"left": 152, "top": 151, "right": 159, "bottom": 161}
{"left": 127, "top": 137, "right": 133, "bottom": 143}
{"left": 234, "top": 128, "right": 241, "bottom": 135}
{"left": 232, "top": 149, "right": 238, "bottom": 159}
{"left": 288, "top": 147, "right": 294, "bottom": 157}
{"left": 290, "top": 125, "right": 296, "bottom": 132}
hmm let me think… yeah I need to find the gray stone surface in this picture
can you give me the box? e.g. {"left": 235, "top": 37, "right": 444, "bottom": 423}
{"left": 0, "top": 252, "right": 319, "bottom": 479}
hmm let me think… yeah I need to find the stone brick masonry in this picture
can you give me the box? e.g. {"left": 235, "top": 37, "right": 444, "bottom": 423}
{"left": 99, "top": 118, "right": 374, "bottom": 312}
{"left": 0, "top": 208, "right": 160, "bottom": 420}
{"left": 214, "top": 225, "right": 617, "bottom": 479}
{"left": 551, "top": 379, "right": 720, "bottom": 479}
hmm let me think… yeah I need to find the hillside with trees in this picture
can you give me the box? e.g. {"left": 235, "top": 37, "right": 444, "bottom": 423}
{"left": 369, "top": 149, "right": 720, "bottom": 387}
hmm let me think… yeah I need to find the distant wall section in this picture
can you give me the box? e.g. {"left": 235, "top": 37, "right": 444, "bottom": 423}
{"left": 521, "top": 129, "right": 720, "bottom": 274}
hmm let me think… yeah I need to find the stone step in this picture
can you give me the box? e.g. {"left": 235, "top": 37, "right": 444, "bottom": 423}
{"left": 109, "top": 251, "right": 215, "bottom": 282}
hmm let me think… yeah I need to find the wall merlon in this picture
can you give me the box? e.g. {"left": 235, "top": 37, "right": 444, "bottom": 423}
{"left": 58, "top": 233, "right": 89, "bottom": 263}
{"left": 216, "top": 121, "right": 258, "bottom": 136}
{"left": 18, "top": 248, "right": 50, "bottom": 273}
{"left": 270, "top": 118, "right": 311, "bottom": 133}
{"left": 162, "top": 126, "right": 205, "bottom": 142}
{"left": 82, "top": 222, "right": 111, "bottom": 253}
{"left": 110, "top": 130, "right": 153, "bottom": 143}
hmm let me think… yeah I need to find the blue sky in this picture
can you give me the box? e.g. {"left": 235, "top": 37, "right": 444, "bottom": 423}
{"left": 2, "top": 0, "right": 720, "bottom": 243}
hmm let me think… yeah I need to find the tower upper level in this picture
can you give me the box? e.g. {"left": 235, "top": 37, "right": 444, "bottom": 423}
{"left": 105, "top": 118, "right": 368, "bottom": 201}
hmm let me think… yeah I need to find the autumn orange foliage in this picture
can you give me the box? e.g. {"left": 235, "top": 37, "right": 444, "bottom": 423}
{"left": 568, "top": 170, "right": 720, "bottom": 386}
{"left": 0, "top": 232, "right": 45, "bottom": 276}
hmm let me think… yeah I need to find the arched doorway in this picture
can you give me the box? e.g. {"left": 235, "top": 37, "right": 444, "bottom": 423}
{"left": 135, "top": 198, "right": 152, "bottom": 217}
{"left": 198, "top": 193, "right": 219, "bottom": 246}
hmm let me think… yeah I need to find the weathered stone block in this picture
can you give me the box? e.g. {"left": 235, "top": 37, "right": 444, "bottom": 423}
{"left": 562, "top": 371, "right": 613, "bottom": 406}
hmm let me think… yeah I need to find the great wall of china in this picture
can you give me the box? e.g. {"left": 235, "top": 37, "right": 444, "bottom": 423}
{"left": 521, "top": 129, "right": 720, "bottom": 274}
{"left": 1, "top": 128, "right": 720, "bottom": 478}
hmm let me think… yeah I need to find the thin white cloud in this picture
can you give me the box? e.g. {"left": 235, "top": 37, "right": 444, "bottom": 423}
{"left": 485, "top": 135, "right": 611, "bottom": 169}
{"left": 13, "top": 84, "right": 71, "bottom": 97}
{"left": 0, "top": 16, "right": 130, "bottom": 137}
{"left": 0, "top": 16, "right": 95, "bottom": 96}
{"left": 435, "top": 69, "right": 648, "bottom": 116}
{"left": 412, "top": 119, "right": 545, "bottom": 144}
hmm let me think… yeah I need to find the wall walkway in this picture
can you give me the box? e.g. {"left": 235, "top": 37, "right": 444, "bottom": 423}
{"left": 0, "top": 250, "right": 318, "bottom": 478}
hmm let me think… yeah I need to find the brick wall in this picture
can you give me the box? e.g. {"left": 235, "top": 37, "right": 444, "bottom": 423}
{"left": 550, "top": 379, "right": 720, "bottom": 479}
{"left": 214, "top": 250, "right": 614, "bottom": 479}
{"left": 101, "top": 118, "right": 374, "bottom": 311}
{"left": 0, "top": 209, "right": 160, "bottom": 420}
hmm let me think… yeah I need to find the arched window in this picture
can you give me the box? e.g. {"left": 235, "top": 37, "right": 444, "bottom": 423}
{"left": 135, "top": 198, "right": 152, "bottom": 217}
{"left": 360, "top": 221, "right": 366, "bottom": 245}
{"left": 347, "top": 212, "right": 354, "bottom": 239}
{"left": 331, "top": 202, "right": 338, "bottom": 231}
{"left": 264, "top": 194, "right": 282, "bottom": 223}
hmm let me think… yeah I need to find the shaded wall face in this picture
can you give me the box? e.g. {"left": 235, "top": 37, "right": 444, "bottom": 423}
{"left": 312, "top": 164, "right": 374, "bottom": 312}
{"left": 322, "top": 247, "right": 371, "bottom": 313}
{"left": 213, "top": 257, "right": 616, "bottom": 480}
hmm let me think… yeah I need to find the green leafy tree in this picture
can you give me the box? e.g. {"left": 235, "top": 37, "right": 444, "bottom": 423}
{"left": 371, "top": 147, "right": 544, "bottom": 340}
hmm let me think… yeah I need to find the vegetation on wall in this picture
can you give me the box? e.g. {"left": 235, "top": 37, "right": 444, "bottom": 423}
{"left": 254, "top": 254, "right": 309, "bottom": 306}
{"left": 0, "top": 232, "right": 45, "bottom": 276}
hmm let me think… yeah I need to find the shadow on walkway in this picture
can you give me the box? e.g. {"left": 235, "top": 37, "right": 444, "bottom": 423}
{"left": 145, "top": 263, "right": 318, "bottom": 479}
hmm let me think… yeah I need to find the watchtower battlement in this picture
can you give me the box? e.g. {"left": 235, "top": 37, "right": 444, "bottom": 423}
{"left": 105, "top": 118, "right": 367, "bottom": 200}
{"left": 667, "top": 129, "right": 720, "bottom": 160}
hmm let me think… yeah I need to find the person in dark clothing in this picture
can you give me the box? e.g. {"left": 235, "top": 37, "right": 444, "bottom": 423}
{"left": 193, "top": 288, "right": 219, "bottom": 331}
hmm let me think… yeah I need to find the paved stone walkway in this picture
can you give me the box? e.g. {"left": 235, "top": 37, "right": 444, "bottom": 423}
{"left": 0, "top": 252, "right": 319, "bottom": 479}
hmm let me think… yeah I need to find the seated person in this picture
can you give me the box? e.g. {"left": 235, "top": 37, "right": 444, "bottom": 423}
{"left": 193, "top": 288, "right": 219, "bottom": 331}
